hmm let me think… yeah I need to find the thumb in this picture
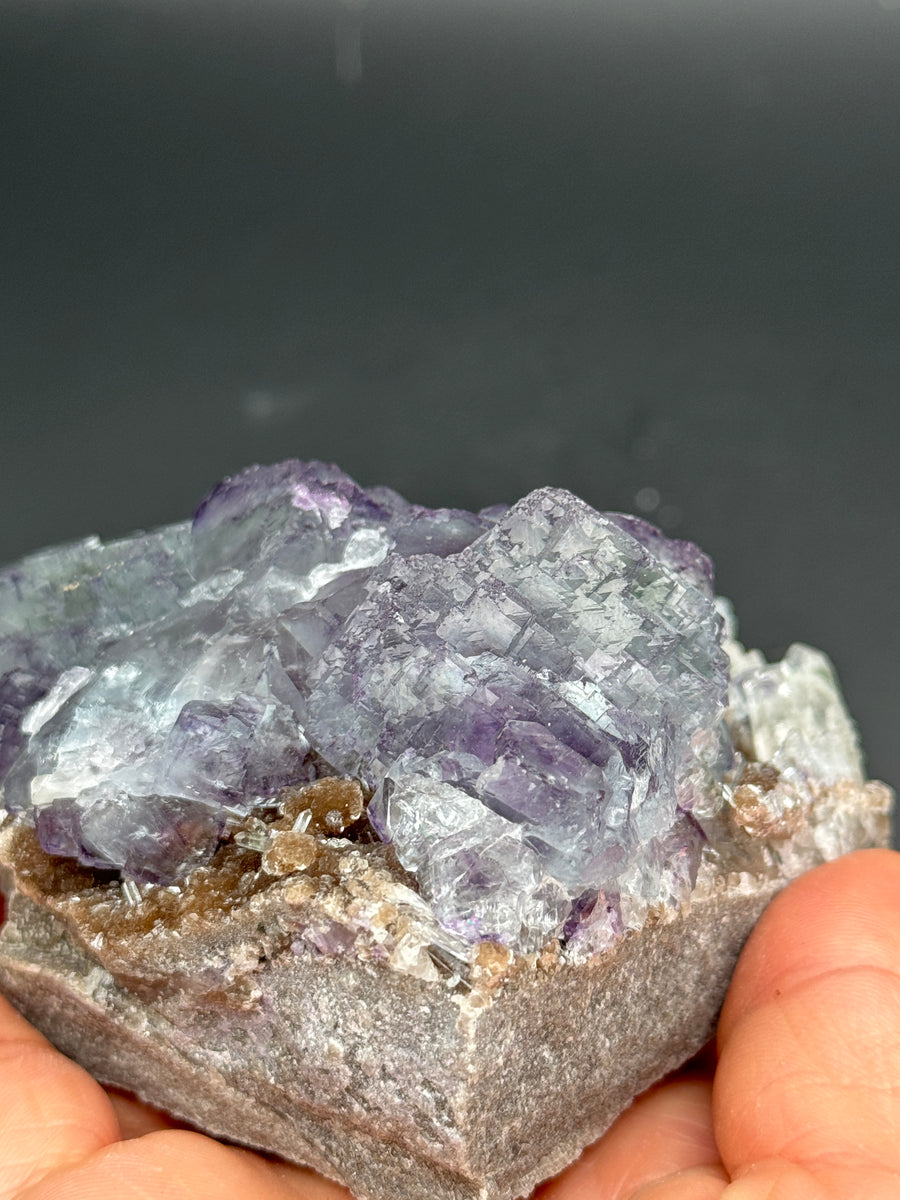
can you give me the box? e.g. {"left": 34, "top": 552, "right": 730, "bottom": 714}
{"left": 0, "top": 989, "right": 121, "bottom": 1197}
{"left": 713, "top": 848, "right": 900, "bottom": 1200}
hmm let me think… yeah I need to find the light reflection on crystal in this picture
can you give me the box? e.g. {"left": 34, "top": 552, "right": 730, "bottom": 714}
{"left": 0, "top": 461, "right": 866, "bottom": 953}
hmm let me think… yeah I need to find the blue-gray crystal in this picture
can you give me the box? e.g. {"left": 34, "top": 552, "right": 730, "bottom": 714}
{"left": 1, "top": 461, "right": 738, "bottom": 951}
{"left": 306, "top": 488, "right": 731, "bottom": 947}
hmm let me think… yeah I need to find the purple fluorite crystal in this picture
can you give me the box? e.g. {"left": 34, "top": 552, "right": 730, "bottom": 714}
{"left": 306, "top": 488, "right": 730, "bottom": 946}
{"left": 1, "top": 460, "right": 738, "bottom": 952}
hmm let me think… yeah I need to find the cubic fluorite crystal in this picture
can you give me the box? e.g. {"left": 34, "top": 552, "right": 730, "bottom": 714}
{"left": 0, "top": 461, "right": 891, "bottom": 1200}
{"left": 3, "top": 461, "right": 727, "bottom": 948}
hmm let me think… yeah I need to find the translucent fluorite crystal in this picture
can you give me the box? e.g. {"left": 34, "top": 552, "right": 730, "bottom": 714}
{"left": 306, "top": 489, "right": 732, "bottom": 947}
{"left": 0, "top": 461, "right": 865, "bottom": 954}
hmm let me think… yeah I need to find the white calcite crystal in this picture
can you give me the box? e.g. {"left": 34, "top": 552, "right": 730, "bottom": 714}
{"left": 0, "top": 462, "right": 892, "bottom": 1200}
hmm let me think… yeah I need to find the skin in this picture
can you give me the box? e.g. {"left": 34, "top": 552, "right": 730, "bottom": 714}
{"left": 1, "top": 848, "right": 899, "bottom": 1200}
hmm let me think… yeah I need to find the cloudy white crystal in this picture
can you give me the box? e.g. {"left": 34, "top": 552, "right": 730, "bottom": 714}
{"left": 730, "top": 643, "right": 863, "bottom": 784}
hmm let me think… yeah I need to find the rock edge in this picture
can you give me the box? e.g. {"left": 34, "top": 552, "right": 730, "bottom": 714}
{"left": 0, "top": 774, "right": 892, "bottom": 1200}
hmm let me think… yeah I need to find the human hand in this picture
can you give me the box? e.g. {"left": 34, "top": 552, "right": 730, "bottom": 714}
{"left": 534, "top": 847, "right": 900, "bottom": 1200}
{"left": 2, "top": 848, "right": 899, "bottom": 1200}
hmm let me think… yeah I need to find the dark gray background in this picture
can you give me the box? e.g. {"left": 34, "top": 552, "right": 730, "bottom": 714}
{"left": 1, "top": 1, "right": 897, "bottom": 831}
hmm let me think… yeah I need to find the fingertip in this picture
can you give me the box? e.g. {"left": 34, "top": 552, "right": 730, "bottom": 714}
{"left": 718, "top": 848, "right": 900, "bottom": 1048}
{"left": 0, "top": 989, "right": 120, "bottom": 1191}
{"left": 75, "top": 1128, "right": 356, "bottom": 1200}
{"left": 712, "top": 848, "right": 900, "bottom": 1184}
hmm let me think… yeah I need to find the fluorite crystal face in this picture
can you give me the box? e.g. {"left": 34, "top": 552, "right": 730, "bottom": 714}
{"left": 306, "top": 488, "right": 731, "bottom": 947}
{"left": 0, "top": 461, "right": 863, "bottom": 954}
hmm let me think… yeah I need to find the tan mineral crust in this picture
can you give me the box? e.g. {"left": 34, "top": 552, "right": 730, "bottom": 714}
{"left": 0, "top": 768, "right": 892, "bottom": 1200}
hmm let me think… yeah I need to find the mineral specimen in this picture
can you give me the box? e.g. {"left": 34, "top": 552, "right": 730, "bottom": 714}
{"left": 0, "top": 461, "right": 892, "bottom": 1200}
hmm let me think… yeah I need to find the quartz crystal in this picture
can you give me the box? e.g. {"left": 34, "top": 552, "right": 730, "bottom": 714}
{"left": 0, "top": 461, "right": 869, "bottom": 953}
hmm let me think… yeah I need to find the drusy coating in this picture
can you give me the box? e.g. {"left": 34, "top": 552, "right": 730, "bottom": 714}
{"left": 0, "top": 461, "right": 862, "bottom": 952}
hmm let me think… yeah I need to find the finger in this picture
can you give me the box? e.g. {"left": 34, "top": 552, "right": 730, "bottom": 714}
{"left": 721, "top": 1159, "right": 830, "bottom": 1200}
{"left": 718, "top": 848, "right": 900, "bottom": 1044}
{"left": 0, "top": 991, "right": 120, "bottom": 1199}
{"left": 22, "top": 1128, "right": 354, "bottom": 1200}
{"left": 725, "top": 1157, "right": 900, "bottom": 1200}
{"left": 627, "top": 1168, "right": 728, "bottom": 1200}
{"left": 534, "top": 1079, "right": 726, "bottom": 1200}
{"left": 104, "top": 1089, "right": 188, "bottom": 1139}
{"left": 714, "top": 848, "right": 900, "bottom": 1198}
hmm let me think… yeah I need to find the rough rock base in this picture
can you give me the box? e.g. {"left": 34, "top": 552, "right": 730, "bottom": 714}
{"left": 0, "top": 777, "right": 892, "bottom": 1200}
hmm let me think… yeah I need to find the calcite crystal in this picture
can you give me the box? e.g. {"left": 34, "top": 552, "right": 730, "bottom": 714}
{"left": 0, "top": 461, "right": 892, "bottom": 1200}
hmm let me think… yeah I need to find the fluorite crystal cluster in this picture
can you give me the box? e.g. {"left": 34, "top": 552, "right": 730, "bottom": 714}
{"left": 0, "top": 461, "right": 867, "bottom": 957}
{"left": 0, "top": 461, "right": 890, "bottom": 1200}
